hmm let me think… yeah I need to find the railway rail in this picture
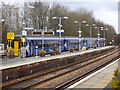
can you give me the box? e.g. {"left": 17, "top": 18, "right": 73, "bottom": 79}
{"left": 56, "top": 53, "right": 120, "bottom": 89}
{"left": 2, "top": 47, "right": 120, "bottom": 89}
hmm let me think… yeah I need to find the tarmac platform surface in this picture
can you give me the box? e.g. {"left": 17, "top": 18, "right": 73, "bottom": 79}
{"left": 67, "top": 58, "right": 119, "bottom": 89}
{"left": 0, "top": 46, "right": 114, "bottom": 70}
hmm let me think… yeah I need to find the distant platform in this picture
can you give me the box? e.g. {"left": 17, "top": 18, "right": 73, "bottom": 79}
{"left": 1, "top": 46, "right": 114, "bottom": 70}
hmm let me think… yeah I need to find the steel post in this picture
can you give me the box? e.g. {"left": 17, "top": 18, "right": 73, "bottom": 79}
{"left": 90, "top": 26, "right": 92, "bottom": 48}
{"left": 42, "top": 30, "right": 44, "bottom": 50}
{"left": 59, "top": 18, "right": 61, "bottom": 53}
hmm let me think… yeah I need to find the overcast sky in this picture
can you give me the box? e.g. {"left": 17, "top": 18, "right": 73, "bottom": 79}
{"left": 59, "top": 1, "right": 118, "bottom": 34}
{"left": 1, "top": 0, "right": 119, "bottom": 34}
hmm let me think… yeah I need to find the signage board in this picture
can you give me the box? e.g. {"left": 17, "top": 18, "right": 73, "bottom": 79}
{"left": 7, "top": 32, "right": 14, "bottom": 40}
{"left": 25, "top": 28, "right": 34, "bottom": 31}
{"left": 56, "top": 30, "right": 64, "bottom": 33}
{"left": 22, "top": 31, "right": 27, "bottom": 36}
{"left": 44, "top": 32, "right": 54, "bottom": 35}
{"left": 97, "top": 34, "right": 100, "bottom": 36}
{"left": 78, "top": 31, "right": 82, "bottom": 33}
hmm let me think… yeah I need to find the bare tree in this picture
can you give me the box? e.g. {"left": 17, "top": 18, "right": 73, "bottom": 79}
{"left": 1, "top": 1, "right": 116, "bottom": 48}
{"left": 24, "top": 1, "right": 50, "bottom": 29}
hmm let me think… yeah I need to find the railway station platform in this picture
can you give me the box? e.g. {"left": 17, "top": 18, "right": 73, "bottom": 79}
{"left": 67, "top": 58, "right": 119, "bottom": 89}
{"left": 1, "top": 46, "right": 114, "bottom": 70}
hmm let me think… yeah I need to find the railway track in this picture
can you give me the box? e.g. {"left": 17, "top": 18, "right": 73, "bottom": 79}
{"left": 2, "top": 47, "right": 119, "bottom": 89}
{"left": 56, "top": 54, "right": 120, "bottom": 89}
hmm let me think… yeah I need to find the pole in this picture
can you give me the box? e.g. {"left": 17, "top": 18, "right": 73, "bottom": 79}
{"left": 1, "top": 2, "right": 3, "bottom": 44}
{"left": 1, "top": 22, "right": 3, "bottom": 44}
{"left": 90, "top": 26, "right": 92, "bottom": 48}
{"left": 31, "top": 42, "right": 32, "bottom": 55}
{"left": 98, "top": 29, "right": 100, "bottom": 47}
{"left": 10, "top": 31, "right": 12, "bottom": 50}
{"left": 79, "top": 22, "right": 81, "bottom": 51}
{"left": 23, "top": 3, "right": 25, "bottom": 58}
{"left": 59, "top": 18, "right": 61, "bottom": 53}
{"left": 36, "top": 46, "right": 38, "bottom": 57}
{"left": 42, "top": 30, "right": 44, "bottom": 50}
{"left": 104, "top": 29, "right": 106, "bottom": 46}
{"left": 10, "top": 40, "right": 11, "bottom": 49}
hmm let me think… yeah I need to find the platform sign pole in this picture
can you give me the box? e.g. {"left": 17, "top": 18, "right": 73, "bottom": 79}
{"left": 10, "top": 31, "right": 11, "bottom": 49}
{"left": 9, "top": 40, "right": 11, "bottom": 48}
{"left": 97, "top": 32, "right": 100, "bottom": 47}
{"left": 42, "top": 30, "right": 44, "bottom": 50}
{"left": 90, "top": 26, "right": 92, "bottom": 48}
{"left": 103, "top": 29, "right": 105, "bottom": 46}
{"left": 78, "top": 30, "right": 82, "bottom": 51}
{"left": 22, "top": 3, "right": 25, "bottom": 58}
{"left": 36, "top": 46, "right": 38, "bottom": 57}
{"left": 52, "top": 16, "right": 68, "bottom": 53}
{"left": 78, "top": 22, "right": 82, "bottom": 51}
{"left": 23, "top": 38, "right": 24, "bottom": 58}
{"left": 22, "top": 37, "right": 25, "bottom": 58}
{"left": 79, "top": 33, "right": 81, "bottom": 51}
{"left": 59, "top": 18, "right": 62, "bottom": 53}
{"left": 22, "top": 31, "right": 27, "bottom": 58}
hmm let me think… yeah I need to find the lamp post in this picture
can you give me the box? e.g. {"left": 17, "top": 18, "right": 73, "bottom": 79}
{"left": 101, "top": 28, "right": 108, "bottom": 46}
{"left": 22, "top": 4, "right": 25, "bottom": 58}
{"left": 86, "top": 23, "right": 96, "bottom": 48}
{"left": 22, "top": 5, "right": 35, "bottom": 58}
{"left": 52, "top": 16, "right": 68, "bottom": 53}
{"left": 97, "top": 29, "right": 100, "bottom": 47}
{"left": 74, "top": 20, "right": 86, "bottom": 51}
{"left": 42, "top": 30, "right": 44, "bottom": 50}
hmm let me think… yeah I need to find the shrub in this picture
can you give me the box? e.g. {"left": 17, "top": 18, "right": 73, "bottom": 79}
{"left": 1, "top": 51, "right": 8, "bottom": 58}
{"left": 114, "top": 68, "right": 118, "bottom": 76}
{"left": 56, "top": 49, "right": 60, "bottom": 55}
{"left": 8, "top": 49, "right": 14, "bottom": 55}
{"left": 4, "top": 51, "right": 7, "bottom": 55}
{"left": 93, "top": 45, "right": 97, "bottom": 49}
{"left": 50, "top": 50, "right": 55, "bottom": 56}
{"left": 70, "top": 48, "right": 74, "bottom": 52}
{"left": 110, "top": 68, "right": 120, "bottom": 89}
{"left": 75, "top": 47, "right": 79, "bottom": 51}
{"left": 39, "top": 49, "right": 46, "bottom": 57}
{"left": 8, "top": 49, "right": 15, "bottom": 58}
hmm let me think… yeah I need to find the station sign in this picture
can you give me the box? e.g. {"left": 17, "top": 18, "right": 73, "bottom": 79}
{"left": 78, "top": 31, "right": 82, "bottom": 33}
{"left": 44, "top": 32, "right": 54, "bottom": 35}
{"left": 25, "top": 28, "right": 34, "bottom": 31}
{"left": 97, "top": 34, "right": 100, "bottom": 36}
{"left": 56, "top": 30, "right": 64, "bottom": 33}
{"left": 33, "top": 32, "right": 41, "bottom": 34}
{"left": 7, "top": 32, "right": 14, "bottom": 40}
{"left": 33, "top": 32, "right": 54, "bottom": 35}
{"left": 22, "top": 31, "right": 27, "bottom": 36}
